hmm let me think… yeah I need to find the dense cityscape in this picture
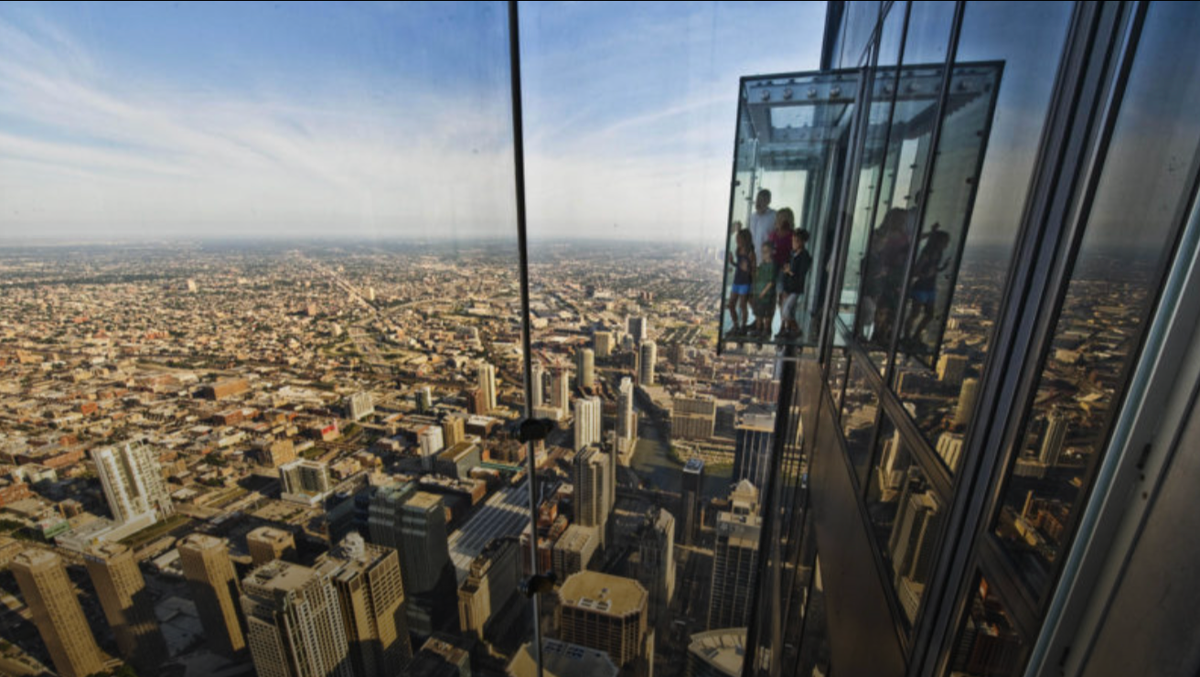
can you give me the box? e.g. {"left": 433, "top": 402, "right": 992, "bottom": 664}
{"left": 0, "top": 240, "right": 799, "bottom": 677}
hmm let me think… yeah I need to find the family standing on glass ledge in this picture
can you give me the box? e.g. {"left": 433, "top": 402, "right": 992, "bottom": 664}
{"left": 728, "top": 189, "right": 812, "bottom": 340}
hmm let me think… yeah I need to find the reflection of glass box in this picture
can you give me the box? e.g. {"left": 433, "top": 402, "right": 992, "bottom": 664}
{"left": 721, "top": 63, "right": 1002, "bottom": 361}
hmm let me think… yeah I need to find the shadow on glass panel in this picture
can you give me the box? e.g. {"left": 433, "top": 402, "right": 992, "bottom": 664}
{"left": 721, "top": 71, "right": 860, "bottom": 351}
{"left": 840, "top": 354, "right": 879, "bottom": 487}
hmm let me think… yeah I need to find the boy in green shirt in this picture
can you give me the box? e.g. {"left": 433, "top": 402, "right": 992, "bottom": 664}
{"left": 753, "top": 242, "right": 777, "bottom": 338}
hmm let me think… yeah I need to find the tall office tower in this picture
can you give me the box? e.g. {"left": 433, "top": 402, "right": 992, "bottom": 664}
{"left": 558, "top": 571, "right": 649, "bottom": 674}
{"left": 417, "top": 385, "right": 434, "bottom": 413}
{"left": 733, "top": 413, "right": 775, "bottom": 491}
{"left": 367, "top": 480, "right": 416, "bottom": 551}
{"left": 573, "top": 446, "right": 612, "bottom": 547}
{"left": 316, "top": 534, "right": 412, "bottom": 676}
{"left": 478, "top": 362, "right": 497, "bottom": 413}
{"left": 12, "top": 550, "right": 105, "bottom": 677}
{"left": 247, "top": 526, "right": 297, "bottom": 567}
{"left": 888, "top": 470, "right": 944, "bottom": 624}
{"left": 936, "top": 353, "right": 969, "bottom": 386}
{"left": 280, "top": 460, "right": 331, "bottom": 499}
{"left": 634, "top": 508, "right": 676, "bottom": 627}
{"left": 574, "top": 396, "right": 602, "bottom": 451}
{"left": 85, "top": 543, "right": 169, "bottom": 673}
{"left": 617, "top": 377, "right": 636, "bottom": 443}
{"left": 442, "top": 415, "right": 465, "bottom": 447}
{"left": 92, "top": 440, "right": 173, "bottom": 523}
{"left": 400, "top": 491, "right": 458, "bottom": 636}
{"left": 680, "top": 457, "right": 705, "bottom": 546}
{"left": 627, "top": 316, "right": 648, "bottom": 344}
{"left": 458, "top": 537, "right": 522, "bottom": 642}
{"left": 954, "top": 378, "right": 979, "bottom": 428}
{"left": 672, "top": 394, "right": 717, "bottom": 440}
{"left": 550, "top": 366, "right": 570, "bottom": 412}
{"left": 708, "top": 480, "right": 762, "bottom": 630}
{"left": 240, "top": 560, "right": 352, "bottom": 677}
{"left": 531, "top": 362, "right": 545, "bottom": 408}
{"left": 876, "top": 429, "right": 908, "bottom": 502}
{"left": 178, "top": 534, "right": 247, "bottom": 658}
{"left": 1039, "top": 410, "right": 1068, "bottom": 467}
{"left": 419, "top": 425, "right": 445, "bottom": 471}
{"left": 577, "top": 347, "right": 596, "bottom": 390}
{"left": 346, "top": 391, "right": 374, "bottom": 421}
{"left": 594, "top": 331, "right": 614, "bottom": 358}
{"left": 638, "top": 340, "right": 657, "bottom": 386}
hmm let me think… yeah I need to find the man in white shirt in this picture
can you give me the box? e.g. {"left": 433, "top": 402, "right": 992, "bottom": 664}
{"left": 748, "top": 189, "right": 776, "bottom": 252}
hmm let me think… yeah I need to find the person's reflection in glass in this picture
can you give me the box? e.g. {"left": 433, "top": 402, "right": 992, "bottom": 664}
{"left": 903, "top": 225, "right": 951, "bottom": 352}
{"left": 729, "top": 228, "right": 756, "bottom": 335}
{"left": 864, "top": 208, "right": 912, "bottom": 345}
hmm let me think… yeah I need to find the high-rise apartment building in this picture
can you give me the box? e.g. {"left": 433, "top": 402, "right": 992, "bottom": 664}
{"left": 637, "top": 340, "right": 656, "bottom": 386}
{"left": 279, "top": 460, "right": 331, "bottom": 503}
{"left": 708, "top": 480, "right": 760, "bottom": 630}
{"left": 616, "top": 377, "right": 636, "bottom": 454}
{"left": 442, "top": 415, "right": 465, "bottom": 447}
{"left": 419, "top": 425, "right": 445, "bottom": 470}
{"left": 557, "top": 571, "right": 649, "bottom": 674}
{"left": 550, "top": 366, "right": 570, "bottom": 413}
{"left": 178, "top": 534, "right": 247, "bottom": 658}
{"left": 671, "top": 394, "right": 716, "bottom": 440}
{"left": 478, "top": 362, "right": 497, "bottom": 413}
{"left": 551, "top": 524, "right": 599, "bottom": 581}
{"left": 345, "top": 391, "right": 374, "bottom": 421}
{"left": 12, "top": 549, "right": 105, "bottom": 677}
{"left": 626, "top": 316, "right": 647, "bottom": 344}
{"left": 92, "top": 440, "right": 173, "bottom": 524}
{"left": 84, "top": 542, "right": 169, "bottom": 672}
{"left": 315, "top": 533, "right": 412, "bottom": 676}
{"left": 574, "top": 396, "right": 601, "bottom": 451}
{"left": 573, "top": 445, "right": 612, "bottom": 547}
{"left": 576, "top": 347, "right": 595, "bottom": 390}
{"left": 633, "top": 508, "right": 676, "bottom": 628}
{"left": 593, "top": 331, "right": 614, "bottom": 358}
{"left": 241, "top": 560, "right": 352, "bottom": 677}
{"left": 247, "top": 526, "right": 297, "bottom": 567}
{"left": 530, "top": 362, "right": 545, "bottom": 407}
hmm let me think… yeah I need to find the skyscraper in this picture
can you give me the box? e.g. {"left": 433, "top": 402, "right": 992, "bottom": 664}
{"left": 478, "top": 362, "right": 497, "bottom": 413}
{"left": 616, "top": 377, "right": 636, "bottom": 452}
{"left": 85, "top": 542, "right": 169, "bottom": 673}
{"left": 380, "top": 490, "right": 457, "bottom": 637}
{"left": 954, "top": 377, "right": 979, "bottom": 428}
{"left": 626, "top": 316, "right": 647, "bottom": 344}
{"left": 92, "top": 439, "right": 173, "bottom": 524}
{"left": 680, "top": 457, "right": 705, "bottom": 546}
{"left": 458, "top": 537, "right": 522, "bottom": 643}
{"left": 638, "top": 340, "right": 657, "bottom": 386}
{"left": 594, "top": 331, "right": 614, "bottom": 358}
{"left": 12, "top": 549, "right": 105, "bottom": 677}
{"left": 733, "top": 413, "right": 774, "bottom": 491}
{"left": 576, "top": 347, "right": 595, "bottom": 390}
{"left": 419, "top": 425, "right": 445, "bottom": 471}
{"left": 573, "top": 446, "right": 612, "bottom": 547}
{"left": 241, "top": 560, "right": 352, "bottom": 677}
{"left": 550, "top": 366, "right": 570, "bottom": 413}
{"left": 574, "top": 396, "right": 601, "bottom": 451}
{"left": 367, "top": 480, "right": 416, "bottom": 552}
{"left": 708, "top": 480, "right": 761, "bottom": 630}
{"left": 346, "top": 391, "right": 375, "bottom": 421}
{"left": 442, "top": 415, "right": 465, "bottom": 447}
{"left": 280, "top": 460, "right": 332, "bottom": 502}
{"left": 634, "top": 508, "right": 676, "bottom": 628}
{"left": 1039, "top": 410, "right": 1068, "bottom": 467}
{"left": 531, "top": 362, "right": 545, "bottom": 408}
{"left": 557, "top": 571, "right": 649, "bottom": 673}
{"left": 316, "top": 533, "right": 412, "bottom": 676}
{"left": 178, "top": 534, "right": 247, "bottom": 658}
{"left": 888, "top": 471, "right": 944, "bottom": 624}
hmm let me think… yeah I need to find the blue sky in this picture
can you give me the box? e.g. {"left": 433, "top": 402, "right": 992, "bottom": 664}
{"left": 0, "top": 1, "right": 826, "bottom": 242}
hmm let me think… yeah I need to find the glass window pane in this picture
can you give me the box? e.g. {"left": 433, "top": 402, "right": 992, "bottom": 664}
{"left": 855, "top": 0, "right": 955, "bottom": 371}
{"left": 866, "top": 412, "right": 944, "bottom": 632}
{"left": 841, "top": 354, "right": 880, "bottom": 486}
{"left": 891, "top": 1, "right": 1073, "bottom": 468}
{"left": 839, "top": 2, "right": 906, "bottom": 334}
{"left": 992, "top": 1, "right": 1200, "bottom": 597}
{"left": 947, "top": 574, "right": 1025, "bottom": 677}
